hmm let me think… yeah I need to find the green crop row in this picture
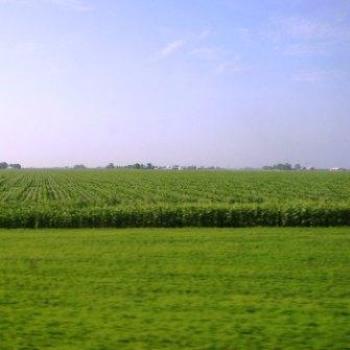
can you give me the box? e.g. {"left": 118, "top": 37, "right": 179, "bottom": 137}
{"left": 0, "top": 206, "right": 349, "bottom": 228}
{"left": 0, "top": 169, "right": 349, "bottom": 227}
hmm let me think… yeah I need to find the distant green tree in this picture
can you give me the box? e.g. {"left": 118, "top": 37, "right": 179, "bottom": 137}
{"left": 0, "top": 162, "right": 8, "bottom": 169}
{"left": 9, "top": 164, "right": 21, "bottom": 169}
{"left": 263, "top": 163, "right": 293, "bottom": 171}
{"left": 73, "top": 164, "right": 86, "bottom": 169}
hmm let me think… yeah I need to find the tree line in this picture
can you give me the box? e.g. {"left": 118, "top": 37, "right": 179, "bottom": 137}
{"left": 262, "top": 163, "right": 312, "bottom": 171}
{"left": 0, "top": 162, "right": 22, "bottom": 170}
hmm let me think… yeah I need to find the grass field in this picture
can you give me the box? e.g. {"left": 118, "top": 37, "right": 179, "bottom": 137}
{"left": 1, "top": 170, "right": 350, "bottom": 227}
{"left": 1, "top": 227, "right": 349, "bottom": 349}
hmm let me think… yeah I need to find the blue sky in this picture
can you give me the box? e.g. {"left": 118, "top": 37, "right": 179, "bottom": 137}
{"left": 1, "top": 0, "right": 349, "bottom": 168}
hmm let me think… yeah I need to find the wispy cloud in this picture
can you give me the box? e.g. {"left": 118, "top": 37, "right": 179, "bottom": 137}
{"left": 160, "top": 39, "right": 186, "bottom": 57}
{"left": 263, "top": 15, "right": 350, "bottom": 56}
{"left": 216, "top": 60, "right": 248, "bottom": 75}
{"left": 0, "top": 40, "right": 42, "bottom": 56}
{"left": 196, "top": 29, "right": 212, "bottom": 40}
{"left": 156, "top": 29, "right": 212, "bottom": 60}
{"left": 293, "top": 70, "right": 344, "bottom": 83}
{"left": 283, "top": 42, "right": 330, "bottom": 56}
{"left": 271, "top": 17, "right": 336, "bottom": 41}
{"left": 0, "top": 0, "right": 92, "bottom": 12}
{"left": 190, "top": 44, "right": 247, "bottom": 75}
{"left": 48, "top": 0, "right": 92, "bottom": 12}
{"left": 266, "top": 15, "right": 350, "bottom": 42}
{"left": 13, "top": 41, "right": 42, "bottom": 54}
{"left": 190, "top": 47, "right": 220, "bottom": 61}
{"left": 153, "top": 29, "right": 249, "bottom": 76}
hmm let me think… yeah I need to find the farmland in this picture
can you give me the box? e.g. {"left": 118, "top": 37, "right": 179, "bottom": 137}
{"left": 0, "top": 227, "right": 349, "bottom": 350}
{"left": 0, "top": 170, "right": 350, "bottom": 228}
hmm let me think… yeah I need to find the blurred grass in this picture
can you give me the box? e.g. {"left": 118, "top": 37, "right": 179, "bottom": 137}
{"left": 0, "top": 227, "right": 349, "bottom": 349}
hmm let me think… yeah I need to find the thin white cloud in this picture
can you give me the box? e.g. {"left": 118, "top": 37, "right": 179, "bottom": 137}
{"left": 196, "top": 29, "right": 212, "bottom": 40}
{"left": 13, "top": 41, "right": 42, "bottom": 54}
{"left": 190, "top": 47, "right": 219, "bottom": 61}
{"left": 154, "top": 30, "right": 249, "bottom": 76}
{"left": 0, "top": 0, "right": 27, "bottom": 3}
{"left": 293, "top": 70, "right": 343, "bottom": 83}
{"left": 0, "top": 40, "right": 42, "bottom": 56}
{"left": 283, "top": 42, "right": 330, "bottom": 56}
{"left": 47, "top": 0, "right": 92, "bottom": 12}
{"left": 275, "top": 17, "right": 335, "bottom": 41}
{"left": 216, "top": 59, "right": 247, "bottom": 75}
{"left": 266, "top": 16, "right": 349, "bottom": 42}
{"left": 262, "top": 15, "right": 350, "bottom": 57}
{"left": 0, "top": 0, "right": 92, "bottom": 11}
{"left": 160, "top": 40, "right": 186, "bottom": 57}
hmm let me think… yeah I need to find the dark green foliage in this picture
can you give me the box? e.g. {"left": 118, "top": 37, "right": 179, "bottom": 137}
{"left": 0, "top": 162, "right": 8, "bottom": 169}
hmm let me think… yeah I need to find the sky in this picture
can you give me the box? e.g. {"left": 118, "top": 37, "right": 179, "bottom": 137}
{"left": 0, "top": 0, "right": 349, "bottom": 168}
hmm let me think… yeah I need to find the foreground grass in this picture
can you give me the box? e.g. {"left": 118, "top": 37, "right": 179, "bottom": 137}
{"left": 0, "top": 228, "right": 349, "bottom": 350}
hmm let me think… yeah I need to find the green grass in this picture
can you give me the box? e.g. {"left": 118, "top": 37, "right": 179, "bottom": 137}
{"left": 1, "top": 170, "right": 350, "bottom": 227}
{"left": 1, "top": 227, "right": 349, "bottom": 349}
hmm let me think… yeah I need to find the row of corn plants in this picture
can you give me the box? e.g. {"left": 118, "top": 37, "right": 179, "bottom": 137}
{"left": 0, "top": 205, "right": 349, "bottom": 228}
{"left": 1, "top": 170, "right": 350, "bottom": 228}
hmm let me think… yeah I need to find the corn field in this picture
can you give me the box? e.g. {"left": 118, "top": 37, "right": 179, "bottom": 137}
{"left": 0, "top": 169, "right": 349, "bottom": 228}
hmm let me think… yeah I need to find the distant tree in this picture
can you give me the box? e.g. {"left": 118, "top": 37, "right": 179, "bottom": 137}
{"left": 106, "top": 163, "right": 115, "bottom": 169}
{"left": 73, "top": 164, "right": 86, "bottom": 169}
{"left": 184, "top": 165, "right": 197, "bottom": 170}
{"left": 146, "top": 163, "right": 155, "bottom": 170}
{"left": 9, "top": 164, "right": 22, "bottom": 169}
{"left": 276, "top": 163, "right": 292, "bottom": 171}
{"left": 262, "top": 163, "right": 293, "bottom": 171}
{"left": 294, "top": 164, "right": 302, "bottom": 171}
{"left": 0, "top": 162, "right": 8, "bottom": 169}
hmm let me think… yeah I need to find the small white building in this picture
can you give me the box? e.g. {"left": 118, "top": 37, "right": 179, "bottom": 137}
{"left": 330, "top": 167, "right": 346, "bottom": 172}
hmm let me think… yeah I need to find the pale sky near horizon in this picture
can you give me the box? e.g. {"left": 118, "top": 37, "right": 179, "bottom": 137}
{"left": 1, "top": 0, "right": 349, "bottom": 168}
